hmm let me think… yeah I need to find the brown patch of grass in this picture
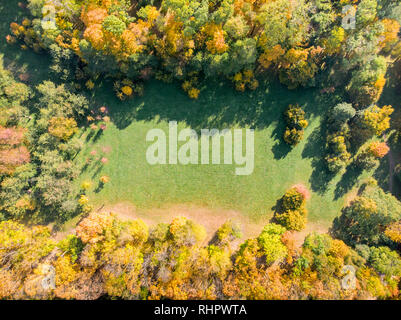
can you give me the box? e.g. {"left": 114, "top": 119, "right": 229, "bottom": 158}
{"left": 100, "top": 202, "right": 270, "bottom": 243}
{"left": 55, "top": 202, "right": 330, "bottom": 248}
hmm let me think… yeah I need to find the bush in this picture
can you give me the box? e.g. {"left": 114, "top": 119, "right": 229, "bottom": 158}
{"left": 368, "top": 246, "right": 401, "bottom": 277}
{"left": 283, "top": 127, "right": 304, "bottom": 145}
{"left": 368, "top": 141, "right": 389, "bottom": 158}
{"left": 275, "top": 209, "right": 306, "bottom": 231}
{"left": 257, "top": 223, "right": 288, "bottom": 265}
{"left": 325, "top": 132, "right": 351, "bottom": 172}
{"left": 275, "top": 187, "right": 308, "bottom": 231}
{"left": 355, "top": 149, "right": 379, "bottom": 170}
{"left": 328, "top": 103, "right": 356, "bottom": 130}
{"left": 216, "top": 220, "right": 242, "bottom": 246}
{"left": 283, "top": 104, "right": 308, "bottom": 146}
{"left": 282, "top": 187, "right": 305, "bottom": 211}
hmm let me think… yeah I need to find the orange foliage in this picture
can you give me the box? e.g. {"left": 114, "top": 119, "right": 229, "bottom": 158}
{"left": 206, "top": 26, "right": 228, "bottom": 54}
{"left": 76, "top": 212, "right": 115, "bottom": 244}
{"left": 368, "top": 141, "right": 390, "bottom": 158}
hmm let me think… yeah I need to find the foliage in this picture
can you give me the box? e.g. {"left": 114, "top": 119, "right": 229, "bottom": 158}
{"left": 257, "top": 223, "right": 288, "bottom": 265}
{"left": 275, "top": 187, "right": 308, "bottom": 231}
{"left": 283, "top": 104, "right": 308, "bottom": 146}
{"left": 1, "top": 215, "right": 398, "bottom": 300}
{"left": 332, "top": 185, "right": 401, "bottom": 246}
{"left": 3, "top": 0, "right": 389, "bottom": 99}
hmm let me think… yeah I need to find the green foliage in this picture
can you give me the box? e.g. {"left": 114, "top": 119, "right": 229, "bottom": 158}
{"left": 368, "top": 246, "right": 401, "bottom": 277}
{"left": 216, "top": 220, "right": 242, "bottom": 246}
{"left": 275, "top": 209, "right": 307, "bottom": 231}
{"left": 328, "top": 103, "right": 356, "bottom": 130}
{"left": 57, "top": 235, "right": 84, "bottom": 263}
{"left": 332, "top": 185, "right": 401, "bottom": 246}
{"left": 357, "top": 0, "right": 378, "bottom": 27}
{"left": 355, "top": 150, "right": 379, "bottom": 170}
{"left": 102, "top": 15, "right": 126, "bottom": 36}
{"left": 257, "top": 223, "right": 288, "bottom": 265}
{"left": 0, "top": 55, "right": 31, "bottom": 126}
{"left": 8, "top": 0, "right": 385, "bottom": 98}
{"left": 282, "top": 187, "right": 306, "bottom": 211}
{"left": 325, "top": 131, "right": 351, "bottom": 172}
{"left": 348, "top": 56, "right": 387, "bottom": 107}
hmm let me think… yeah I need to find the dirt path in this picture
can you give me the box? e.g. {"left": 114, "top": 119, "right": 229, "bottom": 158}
{"left": 95, "top": 202, "right": 329, "bottom": 247}
{"left": 98, "top": 202, "right": 270, "bottom": 242}
{"left": 54, "top": 202, "right": 329, "bottom": 247}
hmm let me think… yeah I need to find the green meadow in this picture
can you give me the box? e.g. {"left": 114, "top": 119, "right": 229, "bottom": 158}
{"left": 75, "top": 78, "right": 376, "bottom": 226}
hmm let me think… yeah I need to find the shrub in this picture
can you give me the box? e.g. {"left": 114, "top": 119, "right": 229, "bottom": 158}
{"left": 358, "top": 105, "right": 393, "bottom": 137}
{"left": 216, "top": 220, "right": 242, "bottom": 246}
{"left": 257, "top": 223, "right": 288, "bottom": 265}
{"left": 368, "top": 141, "right": 389, "bottom": 158}
{"left": 368, "top": 246, "right": 401, "bottom": 277}
{"left": 385, "top": 221, "right": 401, "bottom": 244}
{"left": 283, "top": 104, "right": 308, "bottom": 146}
{"left": 328, "top": 103, "right": 356, "bottom": 130}
{"left": 48, "top": 117, "right": 78, "bottom": 141}
{"left": 275, "top": 209, "right": 306, "bottom": 231}
{"left": 332, "top": 185, "right": 401, "bottom": 246}
{"left": 275, "top": 187, "right": 308, "bottom": 231}
{"left": 282, "top": 187, "right": 305, "bottom": 211}
{"left": 355, "top": 150, "right": 379, "bottom": 170}
{"left": 284, "top": 127, "right": 304, "bottom": 145}
{"left": 99, "top": 175, "right": 110, "bottom": 184}
{"left": 81, "top": 181, "right": 92, "bottom": 191}
{"left": 325, "top": 132, "right": 351, "bottom": 172}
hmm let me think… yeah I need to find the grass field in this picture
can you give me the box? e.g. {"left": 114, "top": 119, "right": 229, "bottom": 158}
{"left": 75, "top": 78, "right": 378, "bottom": 226}
{"left": 1, "top": 2, "right": 394, "bottom": 228}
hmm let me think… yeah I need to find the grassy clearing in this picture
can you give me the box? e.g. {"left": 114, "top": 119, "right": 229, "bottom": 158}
{"left": 75, "top": 78, "right": 375, "bottom": 226}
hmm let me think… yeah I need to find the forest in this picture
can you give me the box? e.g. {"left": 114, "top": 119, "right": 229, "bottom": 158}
{"left": 0, "top": 0, "right": 401, "bottom": 300}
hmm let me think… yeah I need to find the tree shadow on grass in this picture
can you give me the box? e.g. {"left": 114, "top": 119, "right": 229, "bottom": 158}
{"left": 302, "top": 121, "right": 336, "bottom": 194}
{"left": 91, "top": 77, "right": 328, "bottom": 135}
{"left": 373, "top": 154, "right": 390, "bottom": 193}
{"left": 270, "top": 111, "right": 292, "bottom": 159}
{"left": 94, "top": 182, "right": 105, "bottom": 193}
{"left": 334, "top": 162, "right": 363, "bottom": 200}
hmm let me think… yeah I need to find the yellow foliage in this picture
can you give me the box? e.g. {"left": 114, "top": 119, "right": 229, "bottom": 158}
{"left": 48, "top": 117, "right": 78, "bottom": 141}
{"left": 78, "top": 195, "right": 89, "bottom": 207}
{"left": 380, "top": 18, "right": 400, "bottom": 51}
{"left": 259, "top": 45, "right": 285, "bottom": 69}
{"left": 188, "top": 87, "right": 200, "bottom": 99}
{"left": 385, "top": 221, "right": 401, "bottom": 244}
{"left": 206, "top": 27, "right": 228, "bottom": 54}
{"left": 81, "top": 181, "right": 92, "bottom": 191}
{"left": 86, "top": 80, "right": 95, "bottom": 90}
{"left": 121, "top": 85, "right": 133, "bottom": 96}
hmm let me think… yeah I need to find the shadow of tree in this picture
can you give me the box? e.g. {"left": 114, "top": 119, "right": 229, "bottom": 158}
{"left": 334, "top": 161, "right": 363, "bottom": 200}
{"left": 90, "top": 77, "right": 328, "bottom": 135}
{"left": 373, "top": 153, "right": 390, "bottom": 193}
{"left": 302, "top": 120, "right": 335, "bottom": 194}
{"left": 270, "top": 112, "right": 292, "bottom": 159}
{"left": 94, "top": 181, "right": 105, "bottom": 193}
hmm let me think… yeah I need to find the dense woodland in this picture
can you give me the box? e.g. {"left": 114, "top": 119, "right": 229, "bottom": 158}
{"left": 1, "top": 0, "right": 401, "bottom": 299}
